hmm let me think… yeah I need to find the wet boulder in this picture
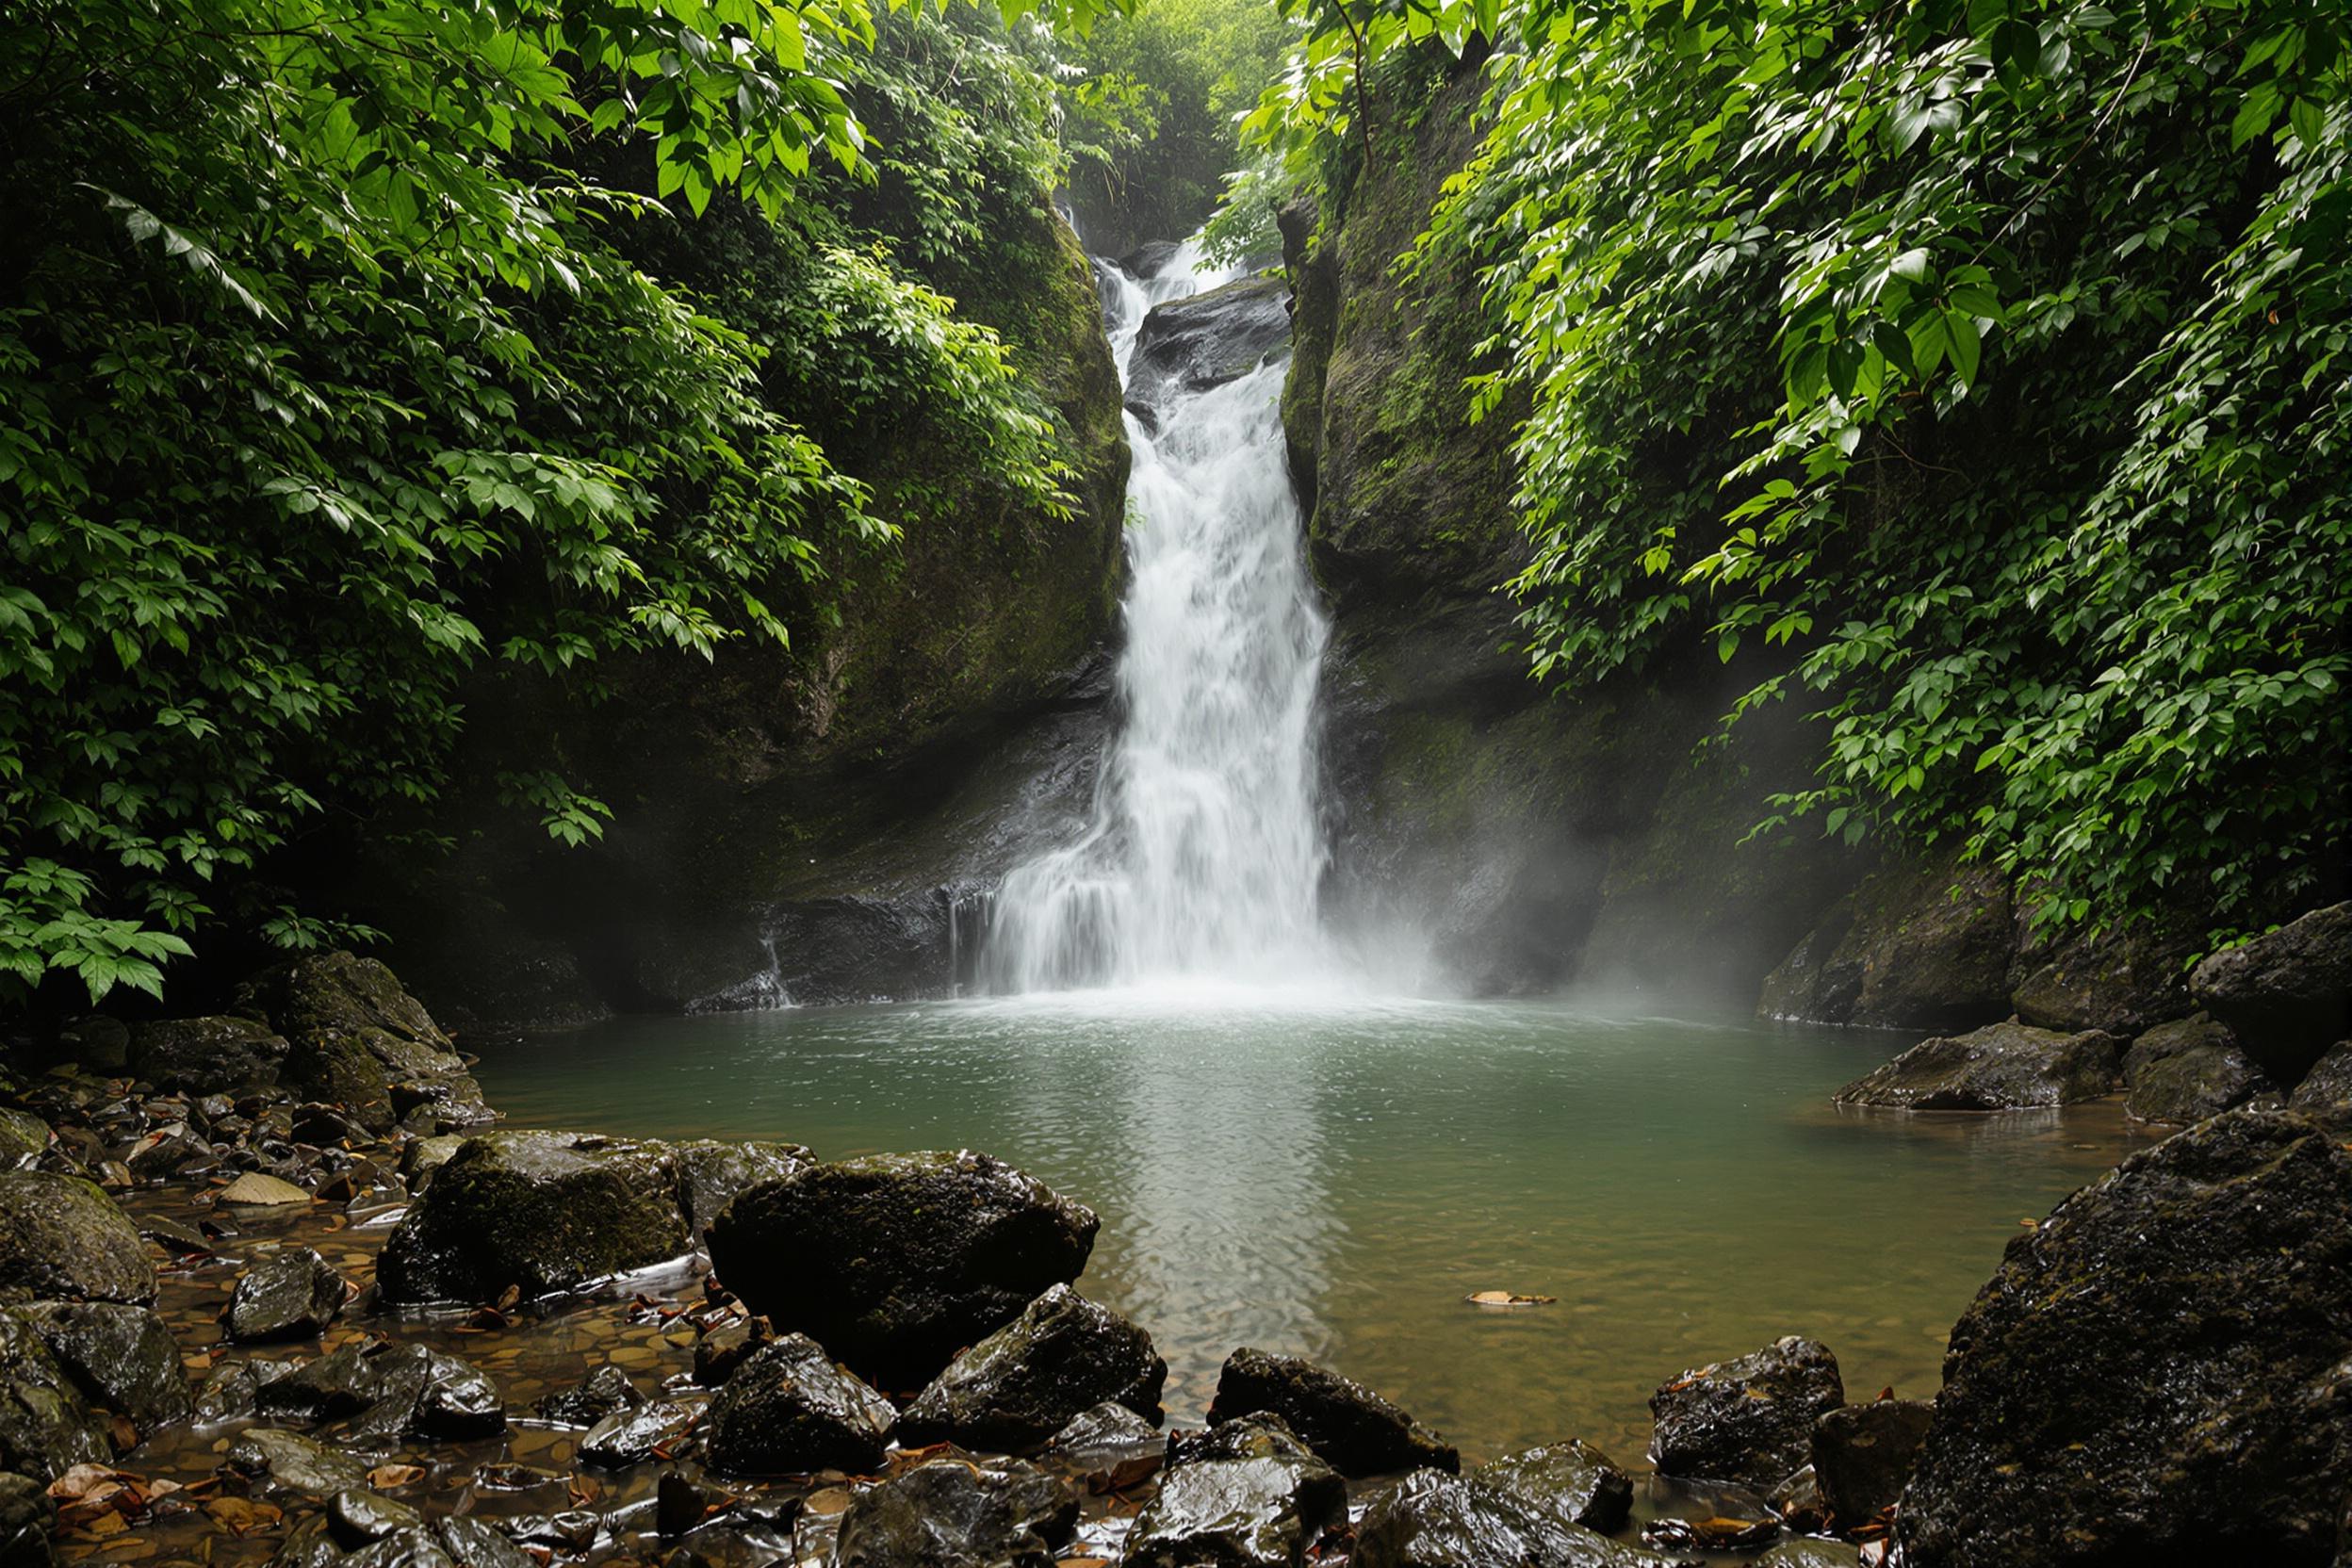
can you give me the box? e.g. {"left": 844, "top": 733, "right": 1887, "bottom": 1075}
{"left": 1831, "top": 1023, "right": 2120, "bottom": 1111}
{"left": 2190, "top": 902, "right": 2352, "bottom": 1083}
{"left": 2007, "top": 916, "right": 2199, "bottom": 1037}
{"left": 1350, "top": 1470, "right": 1668, "bottom": 1568}
{"left": 1122, "top": 1445, "right": 1346, "bottom": 1568}
{"left": 1756, "top": 1544, "right": 1861, "bottom": 1568}
{"left": 125, "top": 1017, "right": 287, "bottom": 1095}
{"left": 1125, "top": 276, "right": 1292, "bottom": 415}
{"left": 1648, "top": 1336, "right": 1842, "bottom": 1490}
{"left": 2289, "top": 1039, "right": 2352, "bottom": 1129}
{"left": 897, "top": 1284, "right": 1165, "bottom": 1453}
{"left": 0, "top": 1472, "right": 52, "bottom": 1568}
{"left": 535, "top": 1366, "right": 643, "bottom": 1428}
{"left": 227, "top": 1248, "right": 349, "bottom": 1342}
{"left": 579, "top": 1398, "right": 701, "bottom": 1468}
{"left": 0, "top": 1172, "right": 153, "bottom": 1305}
{"left": 1169, "top": 1412, "right": 1318, "bottom": 1467}
{"left": 0, "top": 1314, "right": 109, "bottom": 1481}
{"left": 674, "top": 1138, "right": 809, "bottom": 1238}
{"left": 1477, "top": 1440, "right": 1635, "bottom": 1535}
{"left": 340, "top": 1527, "right": 455, "bottom": 1568}
{"left": 0, "top": 1113, "right": 46, "bottom": 1172}
{"left": 1757, "top": 855, "right": 2014, "bottom": 1031}
{"left": 833, "top": 1457, "right": 1078, "bottom": 1568}
{"left": 259, "top": 1341, "right": 502, "bottom": 1440}
{"left": 1808, "top": 1398, "right": 1932, "bottom": 1526}
{"left": 237, "top": 951, "right": 492, "bottom": 1133}
{"left": 702, "top": 1335, "right": 894, "bottom": 1477}
{"left": 707, "top": 1151, "right": 1096, "bottom": 1389}
{"left": 14, "top": 1302, "right": 192, "bottom": 1430}
{"left": 1897, "top": 1109, "right": 2352, "bottom": 1567}
{"left": 2124, "top": 1038, "right": 2275, "bottom": 1124}
{"left": 1206, "top": 1348, "right": 1457, "bottom": 1478}
{"left": 230, "top": 1429, "right": 374, "bottom": 1496}
{"left": 328, "top": 1488, "right": 425, "bottom": 1548}
{"left": 1047, "top": 1400, "right": 1160, "bottom": 1464}
{"left": 437, "top": 1516, "right": 534, "bottom": 1568}
{"left": 377, "top": 1131, "right": 690, "bottom": 1303}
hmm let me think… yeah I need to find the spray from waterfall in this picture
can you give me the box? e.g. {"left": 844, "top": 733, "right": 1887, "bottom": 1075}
{"left": 984, "top": 239, "right": 1333, "bottom": 991}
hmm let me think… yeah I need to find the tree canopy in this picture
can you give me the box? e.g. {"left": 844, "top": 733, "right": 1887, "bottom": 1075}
{"left": 0, "top": 0, "right": 1112, "bottom": 1004}
{"left": 1251, "top": 0, "right": 2350, "bottom": 939}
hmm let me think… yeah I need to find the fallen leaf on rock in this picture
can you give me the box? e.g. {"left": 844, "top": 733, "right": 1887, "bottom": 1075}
{"left": 368, "top": 1464, "right": 426, "bottom": 1489}
{"left": 802, "top": 1488, "right": 853, "bottom": 1517}
{"left": 50, "top": 1464, "right": 130, "bottom": 1502}
{"left": 1463, "top": 1290, "right": 1557, "bottom": 1307}
{"left": 204, "top": 1497, "right": 281, "bottom": 1536}
{"left": 1086, "top": 1456, "right": 1163, "bottom": 1495}
{"left": 74, "top": 1511, "right": 130, "bottom": 1539}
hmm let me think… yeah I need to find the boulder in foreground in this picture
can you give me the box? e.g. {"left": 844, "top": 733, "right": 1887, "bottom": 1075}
{"left": 834, "top": 1457, "right": 1077, "bottom": 1568}
{"left": 1349, "top": 1469, "right": 1671, "bottom": 1568}
{"left": 1206, "top": 1348, "right": 1458, "bottom": 1478}
{"left": 1897, "top": 1108, "right": 2352, "bottom": 1567}
{"left": 1648, "top": 1336, "right": 1842, "bottom": 1491}
{"left": 1122, "top": 1440, "right": 1345, "bottom": 1568}
{"left": 1476, "top": 1439, "right": 1635, "bottom": 1535}
{"left": 377, "top": 1131, "right": 689, "bottom": 1303}
{"left": 707, "top": 1151, "right": 1096, "bottom": 1389}
{"left": 0, "top": 1172, "right": 153, "bottom": 1306}
{"left": 702, "top": 1333, "right": 896, "bottom": 1477}
{"left": 1831, "top": 1022, "right": 2119, "bottom": 1111}
{"left": 897, "top": 1283, "right": 1165, "bottom": 1453}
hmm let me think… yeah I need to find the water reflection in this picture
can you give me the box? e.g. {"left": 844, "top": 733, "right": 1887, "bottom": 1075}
{"left": 476, "top": 993, "right": 2145, "bottom": 1462}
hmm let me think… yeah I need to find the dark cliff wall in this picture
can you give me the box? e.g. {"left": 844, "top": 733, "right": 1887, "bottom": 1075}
{"left": 1282, "top": 66, "right": 1865, "bottom": 1003}
{"left": 373, "top": 195, "right": 1129, "bottom": 1028}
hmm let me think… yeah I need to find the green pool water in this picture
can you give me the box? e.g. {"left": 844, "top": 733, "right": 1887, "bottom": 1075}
{"left": 470, "top": 988, "right": 2158, "bottom": 1467}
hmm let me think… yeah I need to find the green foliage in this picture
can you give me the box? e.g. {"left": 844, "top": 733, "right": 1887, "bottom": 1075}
{"left": 1253, "top": 0, "right": 2350, "bottom": 938}
{"left": 1057, "top": 0, "right": 1293, "bottom": 245}
{"left": 0, "top": 0, "right": 1111, "bottom": 1005}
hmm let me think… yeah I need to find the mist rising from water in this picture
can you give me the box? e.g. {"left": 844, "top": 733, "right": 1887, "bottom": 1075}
{"left": 984, "top": 239, "right": 1335, "bottom": 992}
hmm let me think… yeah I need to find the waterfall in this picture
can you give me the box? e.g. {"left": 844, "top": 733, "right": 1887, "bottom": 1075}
{"left": 985, "top": 239, "right": 1332, "bottom": 991}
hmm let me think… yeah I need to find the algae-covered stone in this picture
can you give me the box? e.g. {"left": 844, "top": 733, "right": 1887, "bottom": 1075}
{"left": 2290, "top": 1039, "right": 2352, "bottom": 1129}
{"left": 14, "top": 1301, "right": 191, "bottom": 1430}
{"left": 2124, "top": 1041, "right": 2275, "bottom": 1124}
{"left": 378, "top": 1131, "right": 689, "bottom": 1303}
{"left": 229, "top": 1428, "right": 375, "bottom": 1496}
{"left": 1648, "top": 1336, "right": 1842, "bottom": 1491}
{"left": 1897, "top": 1109, "right": 2352, "bottom": 1567}
{"left": 1476, "top": 1439, "right": 1634, "bottom": 1535}
{"left": 0, "top": 1171, "right": 153, "bottom": 1305}
{"left": 0, "top": 1471, "right": 53, "bottom": 1568}
{"left": 703, "top": 1334, "right": 894, "bottom": 1477}
{"left": 897, "top": 1284, "right": 1164, "bottom": 1453}
{"left": 707, "top": 1151, "right": 1096, "bottom": 1388}
{"left": 126, "top": 1017, "right": 287, "bottom": 1094}
{"left": 227, "top": 1248, "right": 348, "bottom": 1342}
{"left": 674, "top": 1138, "right": 809, "bottom": 1238}
{"left": 237, "top": 951, "right": 492, "bottom": 1132}
{"left": 834, "top": 1458, "right": 1078, "bottom": 1568}
{"left": 1809, "top": 1398, "right": 1932, "bottom": 1525}
{"left": 2190, "top": 902, "right": 2352, "bottom": 1083}
{"left": 0, "top": 1314, "right": 109, "bottom": 1481}
{"left": 1832, "top": 1023, "right": 2120, "bottom": 1111}
{"left": 1206, "top": 1348, "right": 1457, "bottom": 1478}
{"left": 0, "top": 1114, "right": 49, "bottom": 1172}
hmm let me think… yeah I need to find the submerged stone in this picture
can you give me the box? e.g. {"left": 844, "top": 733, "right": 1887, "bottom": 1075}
{"left": 707, "top": 1151, "right": 1096, "bottom": 1389}
{"left": 228, "top": 1428, "right": 374, "bottom": 1496}
{"left": 1205, "top": 1348, "right": 1458, "bottom": 1478}
{"left": 898, "top": 1283, "right": 1165, "bottom": 1453}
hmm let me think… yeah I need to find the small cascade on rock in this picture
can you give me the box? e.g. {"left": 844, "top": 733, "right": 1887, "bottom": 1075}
{"left": 984, "top": 238, "right": 1333, "bottom": 991}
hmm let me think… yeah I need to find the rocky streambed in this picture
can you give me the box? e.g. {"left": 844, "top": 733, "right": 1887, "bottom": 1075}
{"left": 4, "top": 942, "right": 2351, "bottom": 1568}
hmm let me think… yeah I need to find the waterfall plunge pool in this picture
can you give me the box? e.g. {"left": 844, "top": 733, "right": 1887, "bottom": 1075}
{"left": 471, "top": 990, "right": 2159, "bottom": 1466}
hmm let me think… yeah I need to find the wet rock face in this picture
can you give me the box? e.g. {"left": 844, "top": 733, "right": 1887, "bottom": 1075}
{"left": 236, "top": 951, "right": 492, "bottom": 1133}
{"left": 1205, "top": 1348, "right": 1459, "bottom": 1478}
{"left": 0, "top": 1112, "right": 46, "bottom": 1172}
{"left": 578, "top": 1398, "right": 699, "bottom": 1469}
{"left": 701, "top": 1334, "right": 896, "bottom": 1477}
{"left": 227, "top": 1248, "right": 350, "bottom": 1343}
{"left": 377, "top": 1131, "right": 691, "bottom": 1303}
{"left": 14, "top": 1302, "right": 192, "bottom": 1431}
{"left": 1897, "top": 1110, "right": 2352, "bottom": 1568}
{"left": 1758, "top": 855, "right": 2015, "bottom": 1032}
{"left": 897, "top": 1284, "right": 1165, "bottom": 1454}
{"left": 1808, "top": 1399, "right": 1932, "bottom": 1526}
{"left": 125, "top": 1017, "right": 288, "bottom": 1095}
{"left": 1348, "top": 1469, "right": 1664, "bottom": 1568}
{"left": 833, "top": 1457, "right": 1079, "bottom": 1568}
{"left": 673, "top": 1139, "right": 809, "bottom": 1239}
{"left": 255, "top": 1340, "right": 503, "bottom": 1442}
{"left": 1121, "top": 1446, "right": 1346, "bottom": 1568}
{"left": 1125, "top": 276, "right": 1292, "bottom": 416}
{"left": 1831, "top": 1023, "right": 2121, "bottom": 1111}
{"left": 534, "top": 1366, "right": 642, "bottom": 1428}
{"left": 0, "top": 1171, "right": 155, "bottom": 1305}
{"left": 0, "top": 1313, "right": 110, "bottom": 1481}
{"left": 707, "top": 1151, "right": 1097, "bottom": 1389}
{"left": 0, "top": 1472, "right": 53, "bottom": 1568}
{"left": 2124, "top": 1040, "right": 2275, "bottom": 1124}
{"left": 1648, "top": 1336, "right": 1843, "bottom": 1491}
{"left": 2191, "top": 903, "right": 2352, "bottom": 1084}
{"left": 1046, "top": 1400, "right": 1159, "bottom": 1463}
{"left": 2007, "top": 918, "right": 2199, "bottom": 1037}
{"left": 2289, "top": 1039, "right": 2352, "bottom": 1129}
{"left": 1476, "top": 1439, "right": 1635, "bottom": 1535}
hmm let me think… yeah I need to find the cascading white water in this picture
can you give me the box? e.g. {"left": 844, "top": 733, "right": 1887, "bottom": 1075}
{"left": 985, "top": 239, "right": 1332, "bottom": 991}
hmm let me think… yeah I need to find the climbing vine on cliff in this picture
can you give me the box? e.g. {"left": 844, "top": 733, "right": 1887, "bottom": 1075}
{"left": 0, "top": 0, "right": 1116, "bottom": 1004}
{"left": 1251, "top": 0, "right": 2351, "bottom": 937}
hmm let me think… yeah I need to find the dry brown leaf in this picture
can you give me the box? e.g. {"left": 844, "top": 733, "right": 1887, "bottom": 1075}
{"left": 367, "top": 1464, "right": 426, "bottom": 1490}
{"left": 1463, "top": 1290, "right": 1558, "bottom": 1307}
